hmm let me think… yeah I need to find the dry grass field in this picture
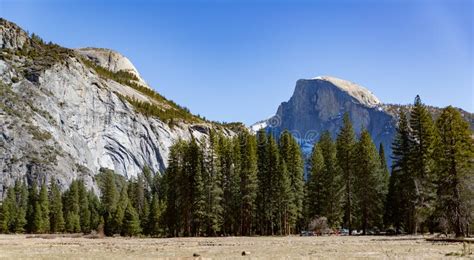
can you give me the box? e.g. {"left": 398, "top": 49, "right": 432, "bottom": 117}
{"left": 0, "top": 234, "right": 471, "bottom": 259}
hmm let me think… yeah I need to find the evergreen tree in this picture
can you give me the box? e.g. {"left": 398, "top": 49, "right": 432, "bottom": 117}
{"left": 202, "top": 131, "right": 223, "bottom": 235}
{"left": 384, "top": 169, "right": 401, "bottom": 233}
{"left": 77, "top": 180, "right": 91, "bottom": 233}
{"left": 305, "top": 142, "right": 325, "bottom": 224}
{"left": 88, "top": 191, "right": 101, "bottom": 232}
{"left": 14, "top": 180, "right": 28, "bottom": 233}
{"left": 336, "top": 113, "right": 357, "bottom": 234}
{"left": 148, "top": 193, "right": 164, "bottom": 237}
{"left": 188, "top": 138, "right": 205, "bottom": 236}
{"left": 38, "top": 183, "right": 50, "bottom": 233}
{"left": 238, "top": 132, "right": 258, "bottom": 236}
{"left": 308, "top": 131, "right": 344, "bottom": 228}
{"left": 129, "top": 172, "right": 149, "bottom": 230}
{"left": 122, "top": 202, "right": 141, "bottom": 237}
{"left": 266, "top": 133, "right": 281, "bottom": 235}
{"left": 0, "top": 187, "right": 15, "bottom": 233}
{"left": 256, "top": 129, "right": 271, "bottom": 235}
{"left": 409, "top": 95, "right": 436, "bottom": 233}
{"left": 354, "top": 130, "right": 386, "bottom": 234}
{"left": 163, "top": 140, "right": 186, "bottom": 236}
{"left": 64, "top": 180, "right": 81, "bottom": 233}
{"left": 27, "top": 183, "right": 42, "bottom": 233}
{"left": 275, "top": 157, "right": 291, "bottom": 235}
{"left": 378, "top": 143, "right": 390, "bottom": 229}
{"left": 433, "top": 106, "right": 473, "bottom": 237}
{"left": 220, "top": 135, "right": 241, "bottom": 235}
{"left": 49, "top": 179, "right": 65, "bottom": 233}
{"left": 279, "top": 131, "right": 304, "bottom": 234}
{"left": 99, "top": 169, "right": 118, "bottom": 236}
{"left": 387, "top": 110, "right": 414, "bottom": 233}
{"left": 112, "top": 185, "right": 129, "bottom": 234}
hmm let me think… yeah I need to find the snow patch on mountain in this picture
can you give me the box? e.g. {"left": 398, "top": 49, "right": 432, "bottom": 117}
{"left": 249, "top": 119, "right": 268, "bottom": 133}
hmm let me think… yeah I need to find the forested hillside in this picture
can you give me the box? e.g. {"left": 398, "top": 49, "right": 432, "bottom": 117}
{"left": 1, "top": 95, "right": 471, "bottom": 237}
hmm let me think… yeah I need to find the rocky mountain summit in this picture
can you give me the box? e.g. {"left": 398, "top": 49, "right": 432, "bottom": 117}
{"left": 256, "top": 76, "right": 473, "bottom": 166}
{"left": 0, "top": 18, "right": 237, "bottom": 194}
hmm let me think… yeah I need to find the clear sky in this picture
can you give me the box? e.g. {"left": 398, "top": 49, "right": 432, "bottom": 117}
{"left": 1, "top": 0, "right": 472, "bottom": 125}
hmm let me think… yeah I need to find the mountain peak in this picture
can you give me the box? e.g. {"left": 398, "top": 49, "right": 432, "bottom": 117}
{"left": 309, "top": 76, "right": 381, "bottom": 108}
{"left": 75, "top": 47, "right": 148, "bottom": 87}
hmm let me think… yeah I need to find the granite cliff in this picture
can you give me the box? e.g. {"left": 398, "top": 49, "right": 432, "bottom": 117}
{"left": 0, "top": 18, "right": 236, "bottom": 195}
{"left": 254, "top": 76, "right": 473, "bottom": 166}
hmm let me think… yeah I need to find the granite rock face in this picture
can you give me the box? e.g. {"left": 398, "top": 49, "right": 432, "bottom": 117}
{"left": 257, "top": 76, "right": 473, "bottom": 167}
{"left": 266, "top": 77, "right": 395, "bottom": 165}
{"left": 76, "top": 47, "right": 148, "bottom": 87}
{"left": 0, "top": 18, "right": 232, "bottom": 195}
{"left": 0, "top": 19, "right": 28, "bottom": 50}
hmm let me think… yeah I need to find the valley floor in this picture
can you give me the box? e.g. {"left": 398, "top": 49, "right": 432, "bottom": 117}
{"left": 0, "top": 234, "right": 470, "bottom": 259}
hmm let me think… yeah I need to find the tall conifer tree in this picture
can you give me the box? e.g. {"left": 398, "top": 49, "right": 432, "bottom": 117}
{"left": 409, "top": 95, "right": 436, "bottom": 233}
{"left": 49, "top": 179, "right": 65, "bottom": 233}
{"left": 336, "top": 113, "right": 357, "bottom": 234}
{"left": 354, "top": 130, "right": 386, "bottom": 234}
{"left": 238, "top": 132, "right": 258, "bottom": 235}
{"left": 388, "top": 110, "right": 414, "bottom": 232}
{"left": 433, "top": 106, "right": 473, "bottom": 237}
{"left": 38, "top": 183, "right": 50, "bottom": 233}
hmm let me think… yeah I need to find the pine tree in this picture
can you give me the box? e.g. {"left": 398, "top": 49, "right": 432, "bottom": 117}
{"left": 38, "top": 183, "right": 50, "bottom": 233}
{"left": 433, "top": 106, "right": 473, "bottom": 237}
{"left": 99, "top": 169, "right": 118, "bottom": 236}
{"left": 140, "top": 195, "right": 150, "bottom": 234}
{"left": 238, "top": 132, "right": 258, "bottom": 236}
{"left": 305, "top": 142, "right": 325, "bottom": 224}
{"left": 148, "top": 193, "right": 164, "bottom": 237}
{"left": 354, "top": 130, "right": 386, "bottom": 234}
{"left": 188, "top": 138, "right": 205, "bottom": 236}
{"left": 112, "top": 185, "right": 129, "bottom": 235}
{"left": 64, "top": 180, "right": 81, "bottom": 233}
{"left": 14, "top": 180, "right": 28, "bottom": 233}
{"left": 49, "top": 179, "right": 65, "bottom": 233}
{"left": 267, "top": 133, "right": 281, "bottom": 235}
{"left": 122, "top": 202, "right": 141, "bottom": 237}
{"left": 129, "top": 172, "right": 148, "bottom": 229}
{"left": 279, "top": 131, "right": 304, "bottom": 234}
{"left": 164, "top": 140, "right": 186, "bottom": 236}
{"left": 256, "top": 129, "right": 272, "bottom": 235}
{"left": 387, "top": 110, "right": 414, "bottom": 233}
{"left": 276, "top": 157, "right": 291, "bottom": 235}
{"left": 0, "top": 187, "right": 15, "bottom": 233}
{"left": 88, "top": 191, "right": 101, "bottom": 232}
{"left": 378, "top": 143, "right": 390, "bottom": 229}
{"left": 202, "top": 131, "right": 223, "bottom": 235}
{"left": 0, "top": 182, "right": 27, "bottom": 233}
{"left": 27, "top": 183, "right": 42, "bottom": 233}
{"left": 318, "top": 131, "right": 344, "bottom": 228}
{"left": 220, "top": 135, "right": 241, "bottom": 235}
{"left": 384, "top": 169, "right": 401, "bottom": 233}
{"left": 336, "top": 113, "right": 357, "bottom": 234}
{"left": 409, "top": 95, "right": 436, "bottom": 233}
{"left": 77, "top": 180, "right": 91, "bottom": 233}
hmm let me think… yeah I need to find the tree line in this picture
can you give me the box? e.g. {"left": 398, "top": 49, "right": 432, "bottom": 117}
{"left": 385, "top": 96, "right": 473, "bottom": 237}
{"left": 0, "top": 96, "right": 472, "bottom": 237}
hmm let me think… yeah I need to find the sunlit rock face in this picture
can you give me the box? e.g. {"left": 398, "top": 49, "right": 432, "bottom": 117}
{"left": 0, "top": 18, "right": 233, "bottom": 195}
{"left": 257, "top": 76, "right": 473, "bottom": 168}
{"left": 262, "top": 76, "right": 396, "bottom": 166}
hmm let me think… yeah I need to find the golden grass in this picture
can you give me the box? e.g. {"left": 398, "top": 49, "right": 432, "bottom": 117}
{"left": 0, "top": 234, "right": 468, "bottom": 259}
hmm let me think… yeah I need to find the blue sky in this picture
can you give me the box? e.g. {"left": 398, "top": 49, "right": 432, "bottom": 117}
{"left": 1, "top": 0, "right": 472, "bottom": 125}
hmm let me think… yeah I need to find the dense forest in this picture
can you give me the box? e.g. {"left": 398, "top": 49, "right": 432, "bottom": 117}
{"left": 0, "top": 96, "right": 472, "bottom": 237}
